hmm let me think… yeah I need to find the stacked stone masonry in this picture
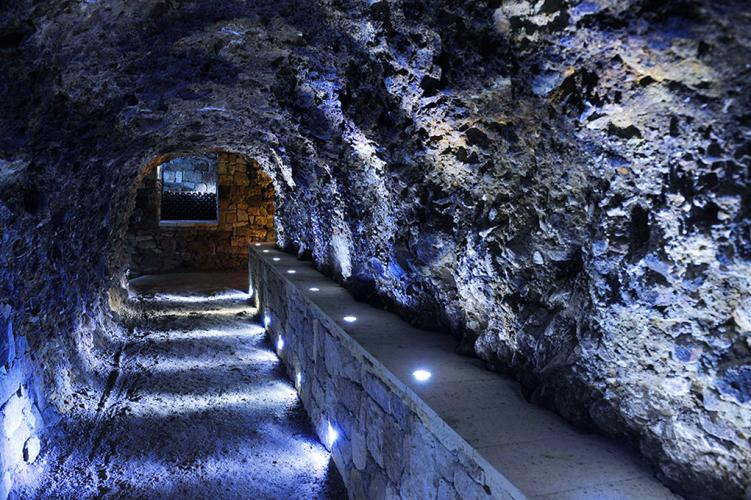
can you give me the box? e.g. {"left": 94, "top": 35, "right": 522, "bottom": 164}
{"left": 161, "top": 155, "right": 217, "bottom": 194}
{"left": 127, "top": 153, "right": 275, "bottom": 275}
{"left": 249, "top": 249, "right": 523, "bottom": 500}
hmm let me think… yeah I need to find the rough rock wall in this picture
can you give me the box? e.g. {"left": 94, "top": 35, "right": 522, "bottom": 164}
{"left": 272, "top": 2, "right": 751, "bottom": 496}
{"left": 126, "top": 152, "right": 275, "bottom": 275}
{"left": 0, "top": 304, "right": 50, "bottom": 497}
{"left": 0, "top": 0, "right": 748, "bottom": 498}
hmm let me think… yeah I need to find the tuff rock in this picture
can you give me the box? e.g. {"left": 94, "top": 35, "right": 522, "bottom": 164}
{"left": 0, "top": 0, "right": 749, "bottom": 498}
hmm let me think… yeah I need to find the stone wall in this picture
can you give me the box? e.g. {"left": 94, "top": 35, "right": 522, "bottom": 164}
{"left": 249, "top": 250, "right": 521, "bottom": 500}
{"left": 0, "top": 304, "right": 53, "bottom": 499}
{"left": 126, "top": 153, "right": 275, "bottom": 275}
{"left": 161, "top": 155, "right": 217, "bottom": 194}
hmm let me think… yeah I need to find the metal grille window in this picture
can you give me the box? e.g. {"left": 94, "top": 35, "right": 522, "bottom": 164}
{"left": 161, "top": 191, "right": 217, "bottom": 221}
{"left": 159, "top": 155, "right": 219, "bottom": 223}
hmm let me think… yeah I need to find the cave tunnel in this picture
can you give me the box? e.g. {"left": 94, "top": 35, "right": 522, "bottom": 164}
{"left": 1, "top": 0, "right": 750, "bottom": 499}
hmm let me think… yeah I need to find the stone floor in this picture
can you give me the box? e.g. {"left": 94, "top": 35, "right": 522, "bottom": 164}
{"left": 18, "top": 271, "right": 345, "bottom": 499}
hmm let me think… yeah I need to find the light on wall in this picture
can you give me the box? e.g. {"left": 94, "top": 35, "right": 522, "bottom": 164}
{"left": 326, "top": 421, "right": 338, "bottom": 448}
{"left": 413, "top": 370, "right": 432, "bottom": 382}
{"left": 296, "top": 371, "right": 302, "bottom": 387}
{"left": 287, "top": 269, "right": 296, "bottom": 274}
{"left": 277, "top": 336, "right": 284, "bottom": 351}
{"left": 343, "top": 316, "right": 357, "bottom": 323}
{"left": 273, "top": 257, "right": 281, "bottom": 261}
{"left": 255, "top": 243, "right": 261, "bottom": 246}
{"left": 263, "top": 250, "right": 270, "bottom": 253}
{"left": 264, "top": 314, "right": 271, "bottom": 329}
{"left": 309, "top": 287, "right": 320, "bottom": 292}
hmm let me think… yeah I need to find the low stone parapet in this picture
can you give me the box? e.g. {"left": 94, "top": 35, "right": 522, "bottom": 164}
{"left": 249, "top": 243, "right": 677, "bottom": 500}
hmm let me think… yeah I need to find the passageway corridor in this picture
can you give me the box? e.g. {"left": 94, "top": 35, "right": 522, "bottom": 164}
{"left": 18, "top": 272, "right": 344, "bottom": 499}
{"left": 2, "top": 0, "right": 750, "bottom": 497}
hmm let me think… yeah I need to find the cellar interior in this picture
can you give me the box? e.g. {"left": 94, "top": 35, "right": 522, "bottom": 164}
{"left": 0, "top": 0, "right": 749, "bottom": 498}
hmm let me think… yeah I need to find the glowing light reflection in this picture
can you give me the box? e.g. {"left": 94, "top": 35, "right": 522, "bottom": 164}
{"left": 276, "top": 336, "right": 284, "bottom": 351}
{"left": 413, "top": 369, "right": 432, "bottom": 382}
{"left": 343, "top": 316, "right": 357, "bottom": 323}
{"left": 126, "top": 351, "right": 278, "bottom": 374}
{"left": 146, "top": 304, "right": 254, "bottom": 318}
{"left": 127, "top": 382, "right": 297, "bottom": 418}
{"left": 145, "top": 291, "right": 250, "bottom": 303}
{"left": 130, "top": 325, "right": 265, "bottom": 343}
{"left": 326, "top": 421, "right": 338, "bottom": 448}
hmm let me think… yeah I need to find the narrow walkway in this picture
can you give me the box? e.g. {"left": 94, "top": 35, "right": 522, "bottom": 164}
{"left": 29, "top": 271, "right": 345, "bottom": 499}
{"left": 253, "top": 245, "right": 681, "bottom": 499}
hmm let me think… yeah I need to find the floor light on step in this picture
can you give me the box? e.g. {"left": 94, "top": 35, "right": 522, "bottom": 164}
{"left": 343, "top": 316, "right": 357, "bottom": 323}
{"left": 296, "top": 371, "right": 302, "bottom": 388}
{"left": 277, "top": 335, "right": 284, "bottom": 351}
{"left": 287, "top": 269, "right": 296, "bottom": 274}
{"left": 309, "top": 287, "right": 320, "bottom": 292}
{"left": 255, "top": 243, "right": 261, "bottom": 246}
{"left": 273, "top": 257, "right": 280, "bottom": 261}
{"left": 413, "top": 369, "right": 432, "bottom": 382}
{"left": 263, "top": 249, "right": 270, "bottom": 253}
{"left": 264, "top": 314, "right": 271, "bottom": 329}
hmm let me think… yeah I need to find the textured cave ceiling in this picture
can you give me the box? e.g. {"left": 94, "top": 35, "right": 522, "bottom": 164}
{"left": 0, "top": 0, "right": 749, "bottom": 498}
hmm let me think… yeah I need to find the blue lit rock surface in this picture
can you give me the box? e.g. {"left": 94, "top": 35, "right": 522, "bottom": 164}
{"left": 0, "top": 0, "right": 749, "bottom": 498}
{"left": 14, "top": 272, "right": 344, "bottom": 498}
{"left": 0, "top": 304, "right": 50, "bottom": 499}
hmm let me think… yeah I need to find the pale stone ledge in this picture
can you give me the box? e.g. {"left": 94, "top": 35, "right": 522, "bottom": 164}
{"left": 249, "top": 244, "right": 679, "bottom": 499}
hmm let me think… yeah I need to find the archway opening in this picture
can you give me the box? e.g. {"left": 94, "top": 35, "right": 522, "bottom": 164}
{"left": 125, "top": 152, "right": 276, "bottom": 276}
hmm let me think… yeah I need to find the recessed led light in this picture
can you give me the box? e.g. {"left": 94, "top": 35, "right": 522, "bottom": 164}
{"left": 296, "top": 372, "right": 302, "bottom": 386}
{"left": 309, "top": 287, "right": 320, "bottom": 292}
{"left": 273, "top": 257, "right": 280, "bottom": 261}
{"left": 255, "top": 243, "right": 261, "bottom": 246}
{"left": 287, "top": 269, "right": 296, "bottom": 274}
{"left": 413, "top": 369, "right": 432, "bottom": 382}
{"left": 263, "top": 315, "right": 271, "bottom": 328}
{"left": 263, "top": 249, "right": 270, "bottom": 253}
{"left": 276, "top": 336, "right": 284, "bottom": 351}
{"left": 343, "top": 316, "right": 357, "bottom": 323}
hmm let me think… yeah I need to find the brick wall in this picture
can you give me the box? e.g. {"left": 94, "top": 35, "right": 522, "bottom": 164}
{"left": 126, "top": 153, "right": 275, "bottom": 275}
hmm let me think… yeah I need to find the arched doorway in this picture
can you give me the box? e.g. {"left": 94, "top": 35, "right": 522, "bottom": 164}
{"left": 125, "top": 152, "right": 276, "bottom": 276}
